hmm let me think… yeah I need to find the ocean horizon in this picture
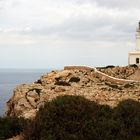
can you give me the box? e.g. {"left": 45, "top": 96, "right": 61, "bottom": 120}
{"left": 0, "top": 69, "right": 53, "bottom": 116}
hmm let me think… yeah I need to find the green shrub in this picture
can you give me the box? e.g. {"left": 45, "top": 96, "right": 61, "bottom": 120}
{"left": 23, "top": 96, "right": 140, "bottom": 140}
{"left": 23, "top": 95, "right": 112, "bottom": 140}
{"left": 112, "top": 100, "right": 140, "bottom": 139}
{"left": 0, "top": 116, "right": 27, "bottom": 139}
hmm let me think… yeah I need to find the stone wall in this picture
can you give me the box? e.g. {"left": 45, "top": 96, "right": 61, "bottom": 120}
{"left": 64, "top": 66, "right": 93, "bottom": 71}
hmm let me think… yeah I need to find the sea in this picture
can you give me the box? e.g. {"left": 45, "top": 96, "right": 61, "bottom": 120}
{"left": 0, "top": 69, "right": 51, "bottom": 116}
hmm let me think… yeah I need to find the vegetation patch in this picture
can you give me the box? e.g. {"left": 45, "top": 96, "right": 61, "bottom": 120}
{"left": 54, "top": 81, "right": 71, "bottom": 86}
{"left": 0, "top": 116, "right": 27, "bottom": 139}
{"left": 2, "top": 95, "right": 140, "bottom": 140}
{"left": 23, "top": 95, "right": 140, "bottom": 140}
{"left": 69, "top": 77, "right": 80, "bottom": 83}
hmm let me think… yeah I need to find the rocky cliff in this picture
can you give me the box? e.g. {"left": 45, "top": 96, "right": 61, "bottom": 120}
{"left": 7, "top": 66, "right": 140, "bottom": 119}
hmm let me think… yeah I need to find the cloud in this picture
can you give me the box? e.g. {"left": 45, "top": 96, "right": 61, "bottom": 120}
{"left": 0, "top": 0, "right": 139, "bottom": 68}
{"left": 0, "top": 0, "right": 139, "bottom": 47}
{"left": 76, "top": 0, "right": 140, "bottom": 9}
{"left": 96, "top": 0, "right": 140, "bottom": 9}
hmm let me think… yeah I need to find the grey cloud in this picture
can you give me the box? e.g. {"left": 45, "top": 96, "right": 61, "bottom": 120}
{"left": 96, "top": 0, "right": 140, "bottom": 9}
{"left": 76, "top": 0, "right": 140, "bottom": 9}
{"left": 0, "top": 0, "right": 138, "bottom": 45}
{"left": 57, "top": 20, "right": 133, "bottom": 42}
{"left": 19, "top": 13, "right": 135, "bottom": 43}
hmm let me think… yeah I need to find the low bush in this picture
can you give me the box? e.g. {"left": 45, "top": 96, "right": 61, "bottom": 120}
{"left": 2, "top": 95, "right": 140, "bottom": 140}
{"left": 112, "top": 100, "right": 140, "bottom": 139}
{"left": 23, "top": 96, "right": 140, "bottom": 140}
{"left": 69, "top": 77, "right": 80, "bottom": 83}
{"left": 0, "top": 116, "right": 27, "bottom": 139}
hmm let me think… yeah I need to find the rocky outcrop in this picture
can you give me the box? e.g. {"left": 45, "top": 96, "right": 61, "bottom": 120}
{"left": 95, "top": 68, "right": 139, "bottom": 84}
{"left": 97, "top": 65, "right": 138, "bottom": 79}
{"left": 7, "top": 66, "right": 140, "bottom": 119}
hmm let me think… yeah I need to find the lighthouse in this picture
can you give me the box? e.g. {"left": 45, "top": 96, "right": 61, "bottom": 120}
{"left": 136, "top": 22, "right": 140, "bottom": 51}
{"left": 129, "top": 22, "right": 140, "bottom": 65}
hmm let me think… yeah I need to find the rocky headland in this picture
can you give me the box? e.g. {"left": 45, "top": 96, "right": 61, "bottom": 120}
{"left": 7, "top": 65, "right": 140, "bottom": 119}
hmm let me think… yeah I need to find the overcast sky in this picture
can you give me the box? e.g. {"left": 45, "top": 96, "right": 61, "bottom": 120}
{"left": 0, "top": 0, "right": 139, "bottom": 69}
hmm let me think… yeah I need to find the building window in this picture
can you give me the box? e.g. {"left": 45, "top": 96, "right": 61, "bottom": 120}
{"left": 136, "top": 58, "right": 139, "bottom": 64}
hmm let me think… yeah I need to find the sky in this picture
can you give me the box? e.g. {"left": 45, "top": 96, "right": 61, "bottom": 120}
{"left": 0, "top": 0, "right": 140, "bottom": 69}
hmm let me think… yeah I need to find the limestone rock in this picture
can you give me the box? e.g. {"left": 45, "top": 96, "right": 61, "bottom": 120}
{"left": 6, "top": 67, "right": 140, "bottom": 119}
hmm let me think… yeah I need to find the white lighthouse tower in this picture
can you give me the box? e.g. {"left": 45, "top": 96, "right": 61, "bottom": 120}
{"left": 129, "top": 22, "right": 140, "bottom": 65}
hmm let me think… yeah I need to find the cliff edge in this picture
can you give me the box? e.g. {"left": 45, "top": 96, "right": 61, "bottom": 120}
{"left": 7, "top": 66, "right": 140, "bottom": 119}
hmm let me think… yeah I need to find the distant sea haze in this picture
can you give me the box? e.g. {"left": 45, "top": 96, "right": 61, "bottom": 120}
{"left": 0, "top": 69, "right": 51, "bottom": 116}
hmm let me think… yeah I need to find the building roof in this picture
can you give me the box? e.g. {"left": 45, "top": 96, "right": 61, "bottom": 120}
{"left": 129, "top": 51, "right": 140, "bottom": 55}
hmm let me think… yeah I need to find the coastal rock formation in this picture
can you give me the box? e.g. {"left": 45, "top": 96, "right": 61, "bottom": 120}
{"left": 7, "top": 66, "right": 140, "bottom": 119}
{"left": 97, "top": 65, "right": 139, "bottom": 79}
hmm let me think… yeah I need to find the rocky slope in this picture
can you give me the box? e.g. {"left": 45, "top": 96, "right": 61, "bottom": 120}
{"left": 7, "top": 66, "right": 140, "bottom": 119}
{"left": 97, "top": 65, "right": 139, "bottom": 79}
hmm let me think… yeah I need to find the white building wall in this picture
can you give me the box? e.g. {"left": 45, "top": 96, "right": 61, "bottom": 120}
{"left": 129, "top": 53, "right": 140, "bottom": 65}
